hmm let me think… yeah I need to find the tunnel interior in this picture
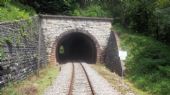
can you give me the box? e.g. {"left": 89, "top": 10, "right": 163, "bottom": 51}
{"left": 56, "top": 32, "right": 96, "bottom": 63}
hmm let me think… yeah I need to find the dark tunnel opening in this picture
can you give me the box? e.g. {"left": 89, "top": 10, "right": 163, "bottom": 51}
{"left": 56, "top": 32, "right": 97, "bottom": 64}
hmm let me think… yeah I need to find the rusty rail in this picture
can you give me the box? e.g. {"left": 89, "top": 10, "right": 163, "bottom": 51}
{"left": 68, "top": 62, "right": 95, "bottom": 95}
{"left": 68, "top": 62, "right": 74, "bottom": 95}
{"left": 80, "top": 63, "right": 95, "bottom": 95}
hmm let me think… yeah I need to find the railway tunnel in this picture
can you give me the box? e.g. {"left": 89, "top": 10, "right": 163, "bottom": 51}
{"left": 56, "top": 32, "right": 97, "bottom": 64}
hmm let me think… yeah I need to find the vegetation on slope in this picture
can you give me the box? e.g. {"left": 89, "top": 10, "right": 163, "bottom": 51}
{"left": 71, "top": 4, "right": 111, "bottom": 17}
{"left": 113, "top": 24, "right": 170, "bottom": 95}
{"left": 0, "top": 65, "right": 59, "bottom": 95}
{"left": 1, "top": 0, "right": 170, "bottom": 95}
{"left": 118, "top": 0, "right": 170, "bottom": 44}
{"left": 91, "top": 64, "right": 149, "bottom": 95}
{"left": 0, "top": 0, "right": 36, "bottom": 21}
{"left": 17, "top": 0, "right": 77, "bottom": 14}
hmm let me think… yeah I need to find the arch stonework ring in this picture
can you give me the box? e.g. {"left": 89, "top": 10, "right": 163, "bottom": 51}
{"left": 40, "top": 15, "right": 123, "bottom": 76}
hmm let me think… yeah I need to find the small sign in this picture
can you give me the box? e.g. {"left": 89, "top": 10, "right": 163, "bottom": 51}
{"left": 119, "top": 50, "right": 127, "bottom": 60}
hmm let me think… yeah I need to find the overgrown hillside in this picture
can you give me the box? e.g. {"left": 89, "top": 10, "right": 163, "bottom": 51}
{"left": 0, "top": 1, "right": 36, "bottom": 21}
{"left": 1, "top": 0, "right": 170, "bottom": 95}
{"left": 70, "top": 1, "right": 170, "bottom": 94}
{"left": 113, "top": 24, "right": 170, "bottom": 95}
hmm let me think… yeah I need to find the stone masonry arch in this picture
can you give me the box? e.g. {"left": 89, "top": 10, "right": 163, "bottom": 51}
{"left": 40, "top": 15, "right": 123, "bottom": 76}
{"left": 50, "top": 29, "right": 101, "bottom": 64}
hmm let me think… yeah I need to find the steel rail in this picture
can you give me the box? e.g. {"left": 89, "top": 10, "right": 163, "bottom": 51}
{"left": 68, "top": 62, "right": 75, "bottom": 95}
{"left": 80, "top": 63, "right": 95, "bottom": 95}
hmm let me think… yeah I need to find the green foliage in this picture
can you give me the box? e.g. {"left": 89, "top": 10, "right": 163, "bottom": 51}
{"left": 114, "top": 24, "right": 170, "bottom": 95}
{"left": 0, "top": 0, "right": 11, "bottom": 6}
{"left": 119, "top": 0, "right": 170, "bottom": 44}
{"left": 0, "top": 1, "right": 36, "bottom": 21}
{"left": 0, "top": 34, "right": 13, "bottom": 61}
{"left": 0, "top": 47, "right": 5, "bottom": 61}
{"left": 19, "top": 0, "right": 77, "bottom": 14}
{"left": 72, "top": 4, "right": 111, "bottom": 17}
{"left": 59, "top": 46, "right": 64, "bottom": 54}
{"left": 156, "top": 0, "right": 170, "bottom": 8}
{"left": 153, "top": 7, "right": 170, "bottom": 43}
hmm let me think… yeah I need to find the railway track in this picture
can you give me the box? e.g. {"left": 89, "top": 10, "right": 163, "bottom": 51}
{"left": 44, "top": 62, "right": 121, "bottom": 95}
{"left": 68, "top": 62, "right": 95, "bottom": 95}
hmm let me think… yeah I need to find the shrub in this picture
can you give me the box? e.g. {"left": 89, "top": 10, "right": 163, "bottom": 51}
{"left": 0, "top": 2, "right": 35, "bottom": 21}
{"left": 114, "top": 24, "right": 170, "bottom": 95}
{"left": 72, "top": 4, "right": 111, "bottom": 17}
{"left": 0, "top": 0, "right": 11, "bottom": 6}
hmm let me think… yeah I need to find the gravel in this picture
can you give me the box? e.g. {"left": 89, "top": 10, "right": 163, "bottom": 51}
{"left": 44, "top": 62, "right": 122, "bottom": 95}
{"left": 44, "top": 62, "right": 73, "bottom": 95}
{"left": 82, "top": 62, "right": 122, "bottom": 95}
{"left": 72, "top": 62, "right": 92, "bottom": 95}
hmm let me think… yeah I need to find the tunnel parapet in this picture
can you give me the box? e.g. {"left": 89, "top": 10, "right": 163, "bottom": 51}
{"left": 40, "top": 15, "right": 123, "bottom": 76}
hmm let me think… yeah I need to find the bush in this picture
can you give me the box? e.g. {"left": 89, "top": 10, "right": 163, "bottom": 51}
{"left": 72, "top": 4, "right": 111, "bottom": 17}
{"left": 0, "top": 2, "right": 36, "bottom": 21}
{"left": 120, "top": 0, "right": 170, "bottom": 44}
{"left": 18, "top": 0, "right": 77, "bottom": 14}
{"left": 114, "top": 24, "right": 170, "bottom": 95}
{"left": 0, "top": 0, "right": 11, "bottom": 6}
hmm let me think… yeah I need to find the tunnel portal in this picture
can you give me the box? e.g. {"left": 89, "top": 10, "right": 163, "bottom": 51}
{"left": 56, "top": 32, "right": 97, "bottom": 63}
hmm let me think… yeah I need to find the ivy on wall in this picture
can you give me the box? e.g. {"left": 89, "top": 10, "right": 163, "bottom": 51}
{"left": 0, "top": 18, "right": 33, "bottom": 61}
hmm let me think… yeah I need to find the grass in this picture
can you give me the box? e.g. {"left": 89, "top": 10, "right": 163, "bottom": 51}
{"left": 91, "top": 64, "right": 149, "bottom": 95}
{"left": 112, "top": 24, "right": 170, "bottom": 95}
{"left": 0, "top": 2, "right": 36, "bottom": 22}
{"left": 0, "top": 64, "right": 59, "bottom": 95}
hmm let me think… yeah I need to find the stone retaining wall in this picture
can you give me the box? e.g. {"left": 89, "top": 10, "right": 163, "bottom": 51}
{"left": 0, "top": 16, "right": 47, "bottom": 86}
